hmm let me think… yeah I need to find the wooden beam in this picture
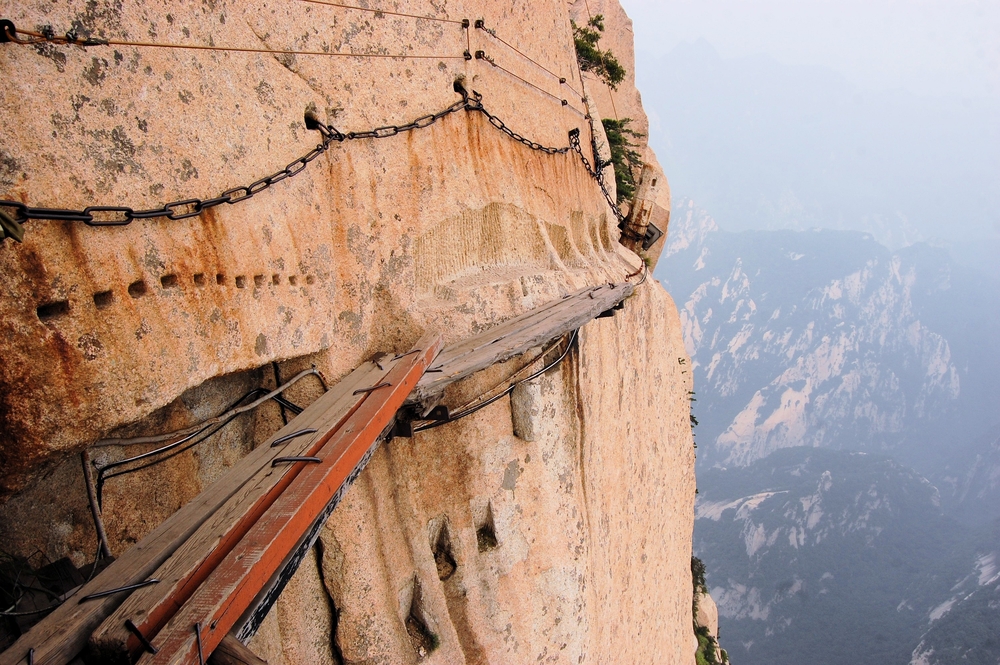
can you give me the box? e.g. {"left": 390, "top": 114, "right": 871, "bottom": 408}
{"left": 206, "top": 634, "right": 267, "bottom": 665}
{"left": 0, "top": 366, "right": 358, "bottom": 665}
{"left": 137, "top": 334, "right": 441, "bottom": 665}
{"left": 87, "top": 358, "right": 399, "bottom": 663}
{"left": 409, "top": 282, "right": 632, "bottom": 407}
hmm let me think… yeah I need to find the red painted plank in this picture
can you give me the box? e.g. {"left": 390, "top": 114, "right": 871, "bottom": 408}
{"left": 138, "top": 334, "right": 441, "bottom": 665}
{"left": 88, "top": 359, "right": 395, "bottom": 662}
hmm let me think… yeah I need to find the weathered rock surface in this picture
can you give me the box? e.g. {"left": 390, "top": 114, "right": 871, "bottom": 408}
{"left": 696, "top": 591, "right": 719, "bottom": 642}
{"left": 0, "top": 0, "right": 695, "bottom": 662}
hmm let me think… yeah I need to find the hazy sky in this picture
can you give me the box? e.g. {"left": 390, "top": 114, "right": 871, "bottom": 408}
{"left": 619, "top": 0, "right": 1000, "bottom": 100}
{"left": 619, "top": 0, "right": 1000, "bottom": 270}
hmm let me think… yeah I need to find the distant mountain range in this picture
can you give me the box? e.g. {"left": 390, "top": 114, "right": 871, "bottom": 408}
{"left": 694, "top": 447, "right": 985, "bottom": 665}
{"left": 910, "top": 519, "right": 1000, "bottom": 665}
{"left": 657, "top": 201, "right": 1000, "bottom": 664}
{"left": 659, "top": 202, "right": 1000, "bottom": 524}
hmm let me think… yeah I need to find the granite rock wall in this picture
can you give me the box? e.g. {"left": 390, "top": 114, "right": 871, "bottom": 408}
{"left": 0, "top": 1, "right": 695, "bottom": 662}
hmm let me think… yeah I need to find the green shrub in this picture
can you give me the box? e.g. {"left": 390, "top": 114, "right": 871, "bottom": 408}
{"left": 692, "top": 556, "right": 708, "bottom": 594}
{"left": 696, "top": 630, "right": 722, "bottom": 665}
{"left": 692, "top": 558, "right": 723, "bottom": 665}
{"left": 601, "top": 117, "right": 644, "bottom": 203}
{"left": 572, "top": 15, "right": 626, "bottom": 90}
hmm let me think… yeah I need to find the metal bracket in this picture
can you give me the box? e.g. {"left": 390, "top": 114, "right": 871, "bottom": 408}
{"left": 124, "top": 619, "right": 158, "bottom": 655}
{"left": 271, "top": 456, "right": 322, "bottom": 467}
{"left": 392, "top": 405, "right": 450, "bottom": 438}
{"left": 79, "top": 578, "right": 160, "bottom": 602}
{"left": 352, "top": 382, "right": 391, "bottom": 396}
{"left": 641, "top": 222, "right": 663, "bottom": 251}
{"left": 270, "top": 428, "right": 317, "bottom": 447}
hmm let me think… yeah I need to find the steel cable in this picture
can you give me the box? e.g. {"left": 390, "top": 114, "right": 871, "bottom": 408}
{"left": 412, "top": 329, "right": 578, "bottom": 432}
{"left": 474, "top": 50, "right": 586, "bottom": 116}
{"left": 92, "top": 368, "right": 322, "bottom": 448}
{"left": 0, "top": 22, "right": 464, "bottom": 59}
{"left": 475, "top": 20, "right": 584, "bottom": 100}
{"left": 296, "top": 0, "right": 467, "bottom": 25}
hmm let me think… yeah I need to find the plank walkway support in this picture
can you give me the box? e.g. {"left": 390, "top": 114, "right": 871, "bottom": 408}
{"left": 86, "top": 354, "right": 410, "bottom": 663}
{"left": 0, "top": 356, "right": 401, "bottom": 665}
{"left": 0, "top": 274, "right": 636, "bottom": 665}
{"left": 136, "top": 334, "right": 441, "bottom": 664}
{"left": 206, "top": 635, "right": 267, "bottom": 665}
{"left": 408, "top": 280, "right": 633, "bottom": 411}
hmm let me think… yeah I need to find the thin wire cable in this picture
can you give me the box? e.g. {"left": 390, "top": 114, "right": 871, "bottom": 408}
{"left": 92, "top": 368, "right": 322, "bottom": 448}
{"left": 97, "top": 419, "right": 229, "bottom": 482}
{"left": 93, "top": 380, "right": 312, "bottom": 506}
{"left": 476, "top": 22, "right": 584, "bottom": 100}
{"left": 413, "top": 329, "right": 578, "bottom": 432}
{"left": 96, "top": 416, "right": 232, "bottom": 507}
{"left": 478, "top": 53, "right": 586, "bottom": 116}
{"left": 632, "top": 264, "right": 649, "bottom": 286}
{"left": 3, "top": 25, "right": 465, "bottom": 60}
{"left": 81, "top": 450, "right": 112, "bottom": 559}
{"left": 297, "top": 0, "right": 467, "bottom": 25}
{"left": 449, "top": 333, "right": 567, "bottom": 413}
{"left": 272, "top": 363, "right": 289, "bottom": 426}
{"left": 0, "top": 539, "right": 101, "bottom": 617}
{"left": 94, "top": 385, "right": 301, "bottom": 505}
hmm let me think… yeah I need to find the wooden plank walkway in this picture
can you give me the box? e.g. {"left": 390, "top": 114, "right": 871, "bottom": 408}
{"left": 0, "top": 274, "right": 636, "bottom": 665}
{"left": 408, "top": 281, "right": 633, "bottom": 410}
{"left": 86, "top": 354, "right": 409, "bottom": 662}
{"left": 0, "top": 354, "right": 409, "bottom": 665}
{"left": 136, "top": 334, "right": 440, "bottom": 664}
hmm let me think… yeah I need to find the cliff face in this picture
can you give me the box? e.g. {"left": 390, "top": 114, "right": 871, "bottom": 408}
{"left": 0, "top": 1, "right": 694, "bottom": 662}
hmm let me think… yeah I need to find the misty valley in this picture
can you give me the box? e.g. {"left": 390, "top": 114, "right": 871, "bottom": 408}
{"left": 658, "top": 203, "right": 1000, "bottom": 664}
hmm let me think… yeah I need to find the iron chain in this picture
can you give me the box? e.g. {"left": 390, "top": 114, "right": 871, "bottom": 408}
{"left": 569, "top": 129, "right": 626, "bottom": 222}
{"left": 0, "top": 89, "right": 622, "bottom": 239}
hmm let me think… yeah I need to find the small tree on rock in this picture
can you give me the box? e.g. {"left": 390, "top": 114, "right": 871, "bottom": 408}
{"left": 572, "top": 15, "right": 626, "bottom": 90}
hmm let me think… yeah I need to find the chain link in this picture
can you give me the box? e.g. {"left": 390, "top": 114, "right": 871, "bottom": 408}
{"left": 0, "top": 88, "right": 624, "bottom": 241}
{"left": 568, "top": 129, "right": 626, "bottom": 222}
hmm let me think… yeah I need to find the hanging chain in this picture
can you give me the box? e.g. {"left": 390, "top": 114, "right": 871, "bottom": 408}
{"left": 569, "top": 129, "right": 625, "bottom": 222}
{"left": 466, "top": 93, "right": 570, "bottom": 155}
{"left": 0, "top": 85, "right": 623, "bottom": 241}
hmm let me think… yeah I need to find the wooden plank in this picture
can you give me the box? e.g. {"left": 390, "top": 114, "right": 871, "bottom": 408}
{"left": 0, "top": 363, "right": 376, "bottom": 665}
{"left": 410, "top": 282, "right": 631, "bottom": 406}
{"left": 429, "top": 285, "right": 624, "bottom": 380}
{"left": 207, "top": 634, "right": 267, "bottom": 665}
{"left": 231, "top": 386, "right": 392, "bottom": 644}
{"left": 137, "top": 334, "right": 441, "bottom": 665}
{"left": 422, "top": 283, "right": 623, "bottom": 376}
{"left": 425, "top": 284, "right": 600, "bottom": 368}
{"left": 232, "top": 480, "right": 336, "bottom": 642}
{"left": 87, "top": 358, "right": 399, "bottom": 662}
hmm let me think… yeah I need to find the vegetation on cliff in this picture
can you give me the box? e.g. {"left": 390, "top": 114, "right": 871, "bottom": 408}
{"left": 692, "top": 556, "right": 728, "bottom": 665}
{"left": 602, "top": 117, "right": 644, "bottom": 204}
{"left": 572, "top": 15, "right": 626, "bottom": 90}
